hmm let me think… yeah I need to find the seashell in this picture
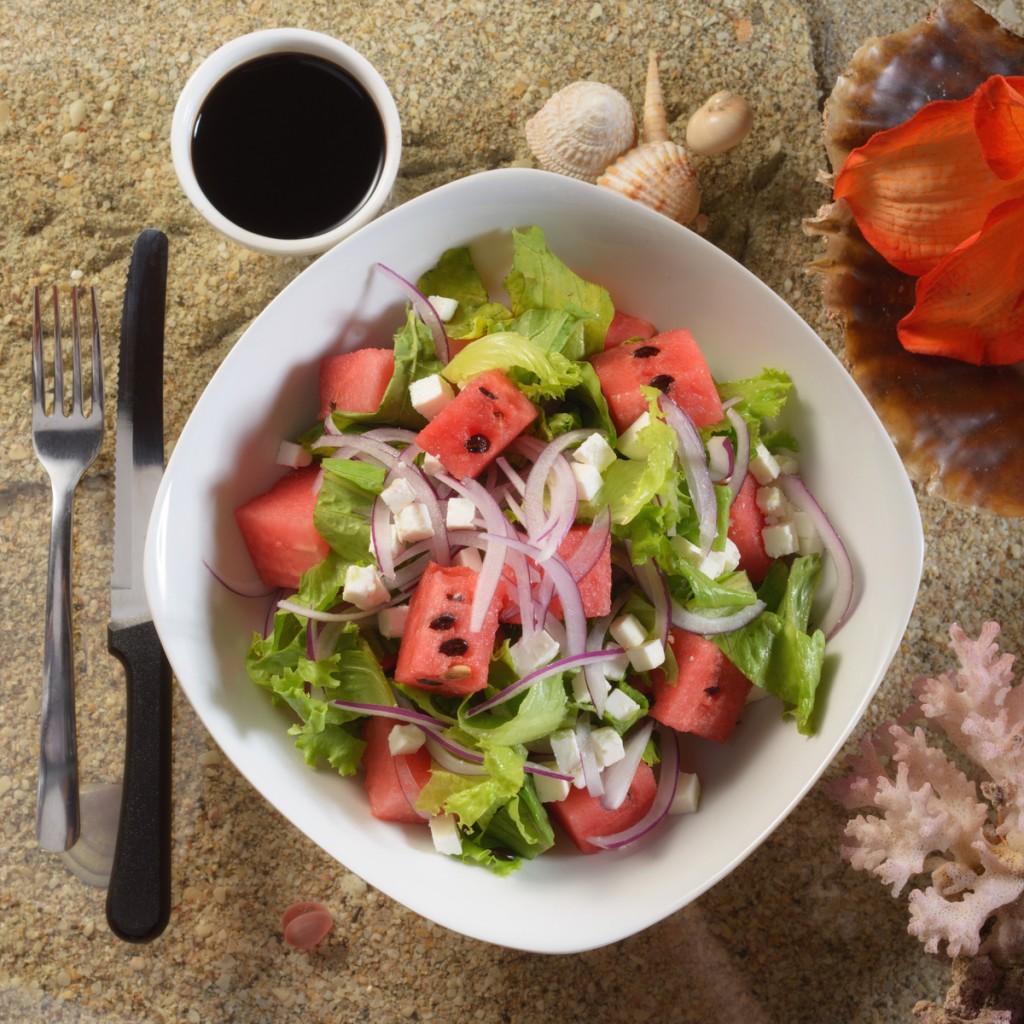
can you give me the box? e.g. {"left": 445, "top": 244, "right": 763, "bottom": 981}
{"left": 598, "top": 51, "right": 701, "bottom": 224}
{"left": 686, "top": 91, "right": 754, "bottom": 156}
{"left": 805, "top": 0, "right": 1024, "bottom": 516}
{"left": 525, "top": 80, "right": 637, "bottom": 183}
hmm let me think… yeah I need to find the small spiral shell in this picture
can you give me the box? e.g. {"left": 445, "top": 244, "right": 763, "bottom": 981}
{"left": 525, "top": 80, "right": 637, "bottom": 183}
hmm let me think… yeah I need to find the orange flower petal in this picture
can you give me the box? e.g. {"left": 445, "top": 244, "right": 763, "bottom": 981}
{"left": 897, "top": 195, "right": 1024, "bottom": 366}
{"left": 974, "top": 75, "right": 1024, "bottom": 180}
{"left": 834, "top": 86, "right": 1024, "bottom": 277}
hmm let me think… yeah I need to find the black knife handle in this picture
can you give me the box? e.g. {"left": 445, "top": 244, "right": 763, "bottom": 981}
{"left": 106, "top": 620, "right": 172, "bottom": 942}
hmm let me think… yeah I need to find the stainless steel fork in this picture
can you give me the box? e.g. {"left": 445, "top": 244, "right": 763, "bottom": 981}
{"left": 31, "top": 286, "right": 105, "bottom": 852}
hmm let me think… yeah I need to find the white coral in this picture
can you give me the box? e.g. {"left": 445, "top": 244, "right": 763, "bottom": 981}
{"left": 832, "top": 623, "right": 1024, "bottom": 962}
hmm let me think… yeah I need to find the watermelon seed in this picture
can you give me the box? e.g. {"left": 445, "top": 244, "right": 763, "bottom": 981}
{"left": 478, "top": 386, "right": 498, "bottom": 400}
{"left": 465, "top": 433, "right": 491, "bottom": 454}
{"left": 631, "top": 345, "right": 660, "bottom": 359}
{"left": 490, "top": 847, "right": 517, "bottom": 862}
{"left": 417, "top": 678, "right": 445, "bottom": 687}
{"left": 429, "top": 613, "right": 457, "bottom": 630}
{"left": 704, "top": 685, "right": 721, "bottom": 695}
{"left": 443, "top": 665, "right": 472, "bottom": 680}
{"left": 446, "top": 592, "right": 465, "bottom": 602}
{"left": 648, "top": 373, "right": 674, "bottom": 392}
{"left": 439, "top": 637, "right": 469, "bottom": 656}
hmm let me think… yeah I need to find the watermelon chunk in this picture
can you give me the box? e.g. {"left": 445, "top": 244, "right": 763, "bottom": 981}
{"left": 361, "top": 716, "right": 432, "bottom": 824}
{"left": 415, "top": 369, "right": 537, "bottom": 479}
{"left": 319, "top": 347, "right": 395, "bottom": 420}
{"left": 727, "top": 473, "right": 773, "bottom": 584}
{"left": 589, "top": 328, "right": 723, "bottom": 432}
{"left": 234, "top": 466, "right": 330, "bottom": 589}
{"left": 549, "top": 760, "right": 657, "bottom": 854}
{"left": 650, "top": 629, "right": 752, "bottom": 742}
{"left": 604, "top": 309, "right": 657, "bottom": 349}
{"left": 393, "top": 563, "right": 501, "bottom": 696}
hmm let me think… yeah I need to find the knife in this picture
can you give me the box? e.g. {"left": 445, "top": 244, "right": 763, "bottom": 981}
{"left": 106, "top": 228, "right": 172, "bottom": 943}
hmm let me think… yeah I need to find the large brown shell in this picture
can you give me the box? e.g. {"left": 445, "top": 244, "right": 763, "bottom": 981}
{"left": 806, "top": 0, "right": 1024, "bottom": 517}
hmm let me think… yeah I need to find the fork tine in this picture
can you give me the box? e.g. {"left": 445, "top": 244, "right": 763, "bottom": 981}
{"left": 89, "top": 286, "right": 103, "bottom": 414}
{"left": 51, "top": 286, "right": 64, "bottom": 417}
{"left": 70, "top": 287, "right": 84, "bottom": 414}
{"left": 32, "top": 286, "right": 44, "bottom": 410}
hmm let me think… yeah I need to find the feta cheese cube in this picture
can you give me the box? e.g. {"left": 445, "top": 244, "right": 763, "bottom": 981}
{"left": 756, "top": 484, "right": 786, "bottom": 517}
{"left": 380, "top": 476, "right": 416, "bottom": 513}
{"left": 454, "top": 547, "right": 483, "bottom": 571}
{"left": 572, "top": 670, "right": 610, "bottom": 706}
{"left": 533, "top": 770, "right": 571, "bottom": 803}
{"left": 762, "top": 521, "right": 799, "bottom": 558}
{"left": 570, "top": 461, "right": 603, "bottom": 502}
{"left": 387, "top": 722, "right": 426, "bottom": 755}
{"left": 276, "top": 439, "right": 311, "bottom": 468}
{"left": 668, "top": 772, "right": 702, "bottom": 815}
{"left": 627, "top": 637, "right": 666, "bottom": 673}
{"left": 610, "top": 613, "right": 647, "bottom": 650}
{"left": 798, "top": 532, "right": 825, "bottom": 557}
{"left": 420, "top": 452, "right": 444, "bottom": 477}
{"left": 776, "top": 454, "right": 800, "bottom": 476}
{"left": 572, "top": 432, "right": 617, "bottom": 473}
{"left": 671, "top": 536, "right": 741, "bottom": 579}
{"left": 601, "top": 646, "right": 631, "bottom": 681}
{"left": 445, "top": 496, "right": 477, "bottom": 530}
{"left": 427, "top": 294, "right": 459, "bottom": 322}
{"left": 749, "top": 442, "right": 781, "bottom": 485}
{"left": 550, "top": 728, "right": 583, "bottom": 786}
{"left": 377, "top": 603, "right": 409, "bottom": 638}
{"left": 706, "top": 434, "right": 732, "bottom": 480}
{"left": 394, "top": 501, "right": 435, "bottom": 543}
{"left": 343, "top": 564, "right": 389, "bottom": 610}
{"left": 617, "top": 412, "right": 651, "bottom": 459}
{"left": 510, "top": 629, "right": 561, "bottom": 676}
{"left": 409, "top": 373, "right": 455, "bottom": 420}
{"left": 590, "top": 726, "right": 625, "bottom": 768}
{"left": 429, "top": 814, "right": 463, "bottom": 856}
{"left": 603, "top": 687, "right": 641, "bottom": 722}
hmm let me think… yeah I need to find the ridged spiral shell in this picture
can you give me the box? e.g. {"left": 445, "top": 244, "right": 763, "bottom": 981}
{"left": 597, "top": 52, "right": 701, "bottom": 224}
{"left": 525, "top": 81, "right": 637, "bottom": 183}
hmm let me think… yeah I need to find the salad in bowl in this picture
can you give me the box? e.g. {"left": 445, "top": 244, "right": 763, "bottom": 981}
{"left": 145, "top": 168, "right": 922, "bottom": 952}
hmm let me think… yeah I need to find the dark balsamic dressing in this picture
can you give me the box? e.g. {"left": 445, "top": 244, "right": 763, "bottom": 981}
{"left": 191, "top": 52, "right": 386, "bottom": 239}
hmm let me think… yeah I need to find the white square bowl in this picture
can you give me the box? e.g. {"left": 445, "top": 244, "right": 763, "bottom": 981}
{"left": 145, "top": 168, "right": 923, "bottom": 954}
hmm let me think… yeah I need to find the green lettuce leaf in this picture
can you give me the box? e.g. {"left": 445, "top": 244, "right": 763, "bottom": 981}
{"left": 416, "top": 745, "right": 525, "bottom": 832}
{"left": 416, "top": 246, "right": 513, "bottom": 340}
{"left": 313, "top": 459, "right": 376, "bottom": 568}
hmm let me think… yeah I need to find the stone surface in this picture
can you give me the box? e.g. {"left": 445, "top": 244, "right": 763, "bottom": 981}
{"left": 2, "top": 1, "right": 1023, "bottom": 1021}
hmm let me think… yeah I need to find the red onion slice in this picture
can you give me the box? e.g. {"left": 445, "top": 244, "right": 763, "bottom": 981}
{"left": 394, "top": 753, "right": 431, "bottom": 821}
{"left": 599, "top": 718, "right": 655, "bottom": 811}
{"left": 658, "top": 396, "right": 716, "bottom": 555}
{"left": 424, "top": 734, "right": 487, "bottom": 775}
{"left": 632, "top": 554, "right": 671, "bottom": 649}
{"left": 776, "top": 473, "right": 855, "bottom": 639}
{"left": 203, "top": 560, "right": 277, "bottom": 600}
{"left": 370, "top": 494, "right": 397, "bottom": 581}
{"left": 277, "top": 598, "right": 380, "bottom": 624}
{"left": 522, "top": 430, "right": 590, "bottom": 550}
{"left": 726, "top": 407, "right": 750, "bottom": 506}
{"left": 707, "top": 434, "right": 735, "bottom": 483}
{"left": 331, "top": 700, "right": 449, "bottom": 733}
{"left": 670, "top": 599, "right": 766, "bottom": 635}
{"left": 576, "top": 717, "right": 604, "bottom": 798}
{"left": 524, "top": 762, "right": 574, "bottom": 782}
{"left": 588, "top": 725, "right": 680, "bottom": 850}
{"left": 374, "top": 262, "right": 450, "bottom": 364}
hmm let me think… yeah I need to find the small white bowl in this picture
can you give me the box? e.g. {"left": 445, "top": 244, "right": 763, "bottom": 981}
{"left": 145, "top": 168, "right": 923, "bottom": 953}
{"left": 170, "top": 29, "right": 401, "bottom": 257}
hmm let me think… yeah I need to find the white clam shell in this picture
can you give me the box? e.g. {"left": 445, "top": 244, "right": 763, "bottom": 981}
{"left": 597, "top": 140, "right": 701, "bottom": 225}
{"left": 525, "top": 80, "right": 637, "bottom": 183}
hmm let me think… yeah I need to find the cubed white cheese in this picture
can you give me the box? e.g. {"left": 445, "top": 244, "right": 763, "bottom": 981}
{"left": 610, "top": 613, "right": 647, "bottom": 650}
{"left": 427, "top": 294, "right": 459, "bottom": 322}
{"left": 755, "top": 484, "right": 786, "bottom": 517}
{"left": 572, "top": 432, "right": 617, "bottom": 473}
{"left": 342, "top": 564, "right": 389, "bottom": 611}
{"left": 776, "top": 454, "right": 800, "bottom": 476}
{"left": 603, "top": 687, "right": 641, "bottom": 722}
{"left": 798, "top": 532, "right": 825, "bottom": 557}
{"left": 705, "top": 434, "right": 732, "bottom": 480}
{"left": 790, "top": 510, "right": 817, "bottom": 539}
{"left": 601, "top": 646, "right": 631, "bottom": 681}
{"left": 454, "top": 547, "right": 483, "bottom": 571}
{"left": 590, "top": 726, "right": 625, "bottom": 768}
{"left": 570, "top": 461, "right": 603, "bottom": 502}
{"left": 394, "top": 501, "right": 435, "bottom": 543}
{"left": 749, "top": 442, "right": 781, "bottom": 485}
{"left": 572, "top": 670, "right": 610, "bottom": 706}
{"left": 420, "top": 452, "right": 444, "bottom": 477}
{"left": 510, "top": 629, "right": 561, "bottom": 676}
{"left": 429, "top": 814, "right": 463, "bottom": 856}
{"left": 377, "top": 603, "right": 409, "bottom": 638}
{"left": 533, "top": 770, "right": 571, "bottom": 803}
{"left": 380, "top": 476, "right": 416, "bottom": 513}
{"left": 445, "top": 496, "right": 477, "bottom": 530}
{"left": 409, "top": 373, "right": 455, "bottom": 420}
{"left": 617, "top": 412, "right": 651, "bottom": 460}
{"left": 668, "top": 772, "right": 702, "bottom": 815}
{"left": 627, "top": 637, "right": 666, "bottom": 673}
{"left": 671, "top": 536, "right": 741, "bottom": 579}
{"left": 762, "top": 521, "right": 799, "bottom": 557}
{"left": 550, "top": 728, "right": 583, "bottom": 786}
{"left": 387, "top": 722, "right": 426, "bottom": 755}
{"left": 275, "top": 439, "right": 312, "bottom": 468}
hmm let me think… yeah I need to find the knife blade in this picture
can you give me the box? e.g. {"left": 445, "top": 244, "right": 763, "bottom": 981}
{"left": 106, "top": 228, "right": 172, "bottom": 943}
